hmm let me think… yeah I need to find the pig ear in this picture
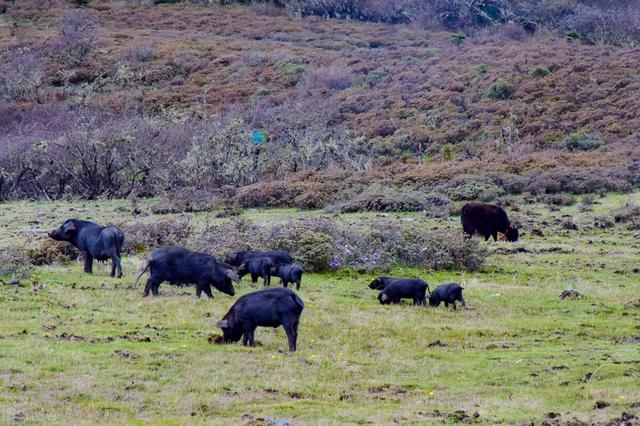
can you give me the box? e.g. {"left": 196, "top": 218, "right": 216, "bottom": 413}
{"left": 64, "top": 221, "right": 76, "bottom": 231}
{"left": 226, "top": 269, "right": 241, "bottom": 284}
{"left": 216, "top": 320, "right": 229, "bottom": 328}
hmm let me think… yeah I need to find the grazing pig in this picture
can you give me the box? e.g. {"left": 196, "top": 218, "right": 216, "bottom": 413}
{"left": 369, "top": 277, "right": 430, "bottom": 306}
{"left": 429, "top": 283, "right": 466, "bottom": 310}
{"left": 225, "top": 250, "right": 292, "bottom": 267}
{"left": 271, "top": 263, "right": 304, "bottom": 290}
{"left": 135, "top": 246, "right": 239, "bottom": 298}
{"left": 49, "top": 219, "right": 124, "bottom": 278}
{"left": 238, "top": 256, "right": 274, "bottom": 287}
{"left": 216, "top": 288, "right": 304, "bottom": 352}
{"left": 461, "top": 203, "right": 519, "bottom": 242}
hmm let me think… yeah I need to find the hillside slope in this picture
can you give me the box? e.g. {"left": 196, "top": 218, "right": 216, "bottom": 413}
{"left": 1, "top": 2, "right": 639, "bottom": 203}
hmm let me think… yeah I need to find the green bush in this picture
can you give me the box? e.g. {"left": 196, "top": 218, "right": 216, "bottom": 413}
{"left": 485, "top": 79, "right": 516, "bottom": 100}
{"left": 529, "top": 66, "right": 550, "bottom": 78}
{"left": 294, "top": 232, "right": 335, "bottom": 272}
{"left": 564, "top": 132, "right": 604, "bottom": 152}
{"left": 565, "top": 29, "right": 580, "bottom": 41}
{"left": 446, "top": 181, "right": 505, "bottom": 201}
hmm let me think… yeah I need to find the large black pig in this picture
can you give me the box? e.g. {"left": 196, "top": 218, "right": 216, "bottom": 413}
{"left": 135, "top": 246, "right": 239, "bottom": 298}
{"left": 429, "top": 283, "right": 466, "bottom": 310}
{"left": 216, "top": 288, "right": 304, "bottom": 352}
{"left": 49, "top": 219, "right": 124, "bottom": 278}
{"left": 369, "top": 277, "right": 429, "bottom": 306}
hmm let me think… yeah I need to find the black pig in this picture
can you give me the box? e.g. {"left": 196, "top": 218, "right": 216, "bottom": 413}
{"left": 461, "top": 203, "right": 519, "bottom": 242}
{"left": 271, "top": 263, "right": 304, "bottom": 290}
{"left": 135, "top": 246, "right": 239, "bottom": 298}
{"left": 216, "top": 288, "right": 304, "bottom": 351}
{"left": 429, "top": 283, "right": 466, "bottom": 310}
{"left": 238, "top": 256, "right": 274, "bottom": 287}
{"left": 49, "top": 219, "right": 124, "bottom": 278}
{"left": 369, "top": 277, "right": 430, "bottom": 305}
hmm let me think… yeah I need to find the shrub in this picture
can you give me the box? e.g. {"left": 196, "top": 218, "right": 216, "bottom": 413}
{"left": 612, "top": 202, "right": 640, "bottom": 224}
{"left": 0, "top": 53, "right": 44, "bottom": 102}
{"left": 441, "top": 144, "right": 454, "bottom": 161}
{"left": 189, "top": 216, "right": 485, "bottom": 272}
{"left": 594, "top": 215, "right": 614, "bottom": 229}
{"left": 446, "top": 181, "right": 505, "bottom": 201}
{"left": 564, "top": 132, "right": 604, "bottom": 152}
{"left": 529, "top": 66, "right": 550, "bottom": 78}
{"left": 485, "top": 79, "right": 516, "bottom": 100}
{"left": 0, "top": 246, "right": 31, "bottom": 277}
{"left": 121, "top": 219, "right": 192, "bottom": 254}
{"left": 292, "top": 232, "right": 334, "bottom": 272}
{"left": 46, "top": 10, "right": 97, "bottom": 67}
{"left": 541, "top": 193, "right": 576, "bottom": 206}
{"left": 302, "top": 63, "right": 357, "bottom": 91}
{"left": 560, "top": 5, "right": 640, "bottom": 47}
{"left": 150, "top": 188, "right": 220, "bottom": 214}
{"left": 189, "top": 218, "right": 268, "bottom": 259}
{"left": 27, "top": 240, "right": 79, "bottom": 265}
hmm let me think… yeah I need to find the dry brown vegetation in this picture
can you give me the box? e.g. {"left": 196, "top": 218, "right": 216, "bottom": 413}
{"left": 1, "top": 1, "right": 639, "bottom": 204}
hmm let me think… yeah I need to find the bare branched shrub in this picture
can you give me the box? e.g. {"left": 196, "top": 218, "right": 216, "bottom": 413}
{"left": 46, "top": 10, "right": 97, "bottom": 67}
{"left": 0, "top": 53, "right": 45, "bottom": 102}
{"left": 121, "top": 219, "right": 192, "bottom": 254}
{"left": 302, "top": 63, "right": 357, "bottom": 91}
{"left": 150, "top": 188, "right": 220, "bottom": 214}
{"left": 0, "top": 246, "right": 31, "bottom": 277}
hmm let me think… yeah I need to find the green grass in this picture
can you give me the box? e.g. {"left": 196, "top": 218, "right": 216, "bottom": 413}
{"left": 1, "top": 193, "right": 639, "bottom": 424}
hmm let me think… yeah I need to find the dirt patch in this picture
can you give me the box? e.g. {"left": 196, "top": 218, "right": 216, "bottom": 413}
{"left": 417, "top": 409, "right": 481, "bottom": 423}
{"left": 605, "top": 412, "right": 638, "bottom": 426}
{"left": 482, "top": 341, "right": 513, "bottom": 350}
{"left": 367, "top": 384, "right": 409, "bottom": 400}
{"left": 115, "top": 349, "right": 139, "bottom": 360}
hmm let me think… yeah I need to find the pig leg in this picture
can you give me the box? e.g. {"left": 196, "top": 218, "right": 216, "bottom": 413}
{"left": 143, "top": 277, "right": 160, "bottom": 297}
{"left": 282, "top": 279, "right": 289, "bottom": 288}
{"left": 83, "top": 252, "right": 94, "bottom": 273}
{"left": 110, "top": 259, "right": 116, "bottom": 277}
{"left": 115, "top": 255, "right": 123, "bottom": 278}
{"left": 296, "top": 279, "right": 301, "bottom": 291}
{"left": 283, "top": 318, "right": 298, "bottom": 352}
{"left": 242, "top": 326, "right": 256, "bottom": 347}
{"left": 459, "top": 295, "right": 466, "bottom": 309}
{"left": 452, "top": 301, "right": 457, "bottom": 310}
{"left": 492, "top": 231, "right": 498, "bottom": 242}
{"left": 251, "top": 273, "right": 258, "bottom": 286}
{"left": 202, "top": 283, "right": 214, "bottom": 299}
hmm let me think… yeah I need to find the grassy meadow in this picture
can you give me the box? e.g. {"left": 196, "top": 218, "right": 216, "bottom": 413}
{"left": 1, "top": 193, "right": 639, "bottom": 425}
